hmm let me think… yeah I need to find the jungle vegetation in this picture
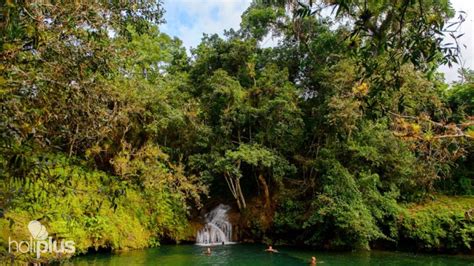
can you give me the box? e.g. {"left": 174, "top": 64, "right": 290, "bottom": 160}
{"left": 0, "top": 0, "right": 473, "bottom": 262}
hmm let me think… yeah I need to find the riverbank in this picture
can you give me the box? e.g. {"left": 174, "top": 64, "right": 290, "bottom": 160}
{"left": 1, "top": 195, "right": 472, "bottom": 265}
{"left": 225, "top": 195, "right": 474, "bottom": 254}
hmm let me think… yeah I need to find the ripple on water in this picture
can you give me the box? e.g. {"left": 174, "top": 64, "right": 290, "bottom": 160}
{"left": 68, "top": 244, "right": 474, "bottom": 266}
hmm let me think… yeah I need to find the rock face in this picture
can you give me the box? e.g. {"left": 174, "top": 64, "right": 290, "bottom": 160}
{"left": 196, "top": 204, "right": 233, "bottom": 245}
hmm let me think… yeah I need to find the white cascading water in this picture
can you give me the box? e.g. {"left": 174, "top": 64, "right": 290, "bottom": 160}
{"left": 196, "top": 204, "right": 233, "bottom": 245}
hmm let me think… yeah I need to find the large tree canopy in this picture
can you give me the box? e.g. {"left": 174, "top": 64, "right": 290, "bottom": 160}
{"left": 0, "top": 0, "right": 473, "bottom": 262}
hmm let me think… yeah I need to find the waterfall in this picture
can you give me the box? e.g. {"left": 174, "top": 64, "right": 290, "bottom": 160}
{"left": 196, "top": 204, "right": 233, "bottom": 245}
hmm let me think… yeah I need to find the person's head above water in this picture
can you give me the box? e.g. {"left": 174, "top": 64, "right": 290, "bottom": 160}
{"left": 265, "top": 245, "right": 278, "bottom": 252}
{"left": 311, "top": 256, "right": 316, "bottom": 261}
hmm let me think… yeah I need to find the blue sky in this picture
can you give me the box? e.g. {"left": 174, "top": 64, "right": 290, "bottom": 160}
{"left": 161, "top": 0, "right": 252, "bottom": 51}
{"left": 161, "top": 0, "right": 473, "bottom": 83}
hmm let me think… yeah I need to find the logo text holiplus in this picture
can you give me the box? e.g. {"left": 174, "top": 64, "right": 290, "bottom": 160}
{"left": 8, "top": 220, "right": 75, "bottom": 259}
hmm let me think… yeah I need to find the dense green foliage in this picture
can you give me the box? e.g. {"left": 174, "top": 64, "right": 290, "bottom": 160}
{"left": 1, "top": 0, "right": 473, "bottom": 263}
{"left": 399, "top": 196, "right": 474, "bottom": 252}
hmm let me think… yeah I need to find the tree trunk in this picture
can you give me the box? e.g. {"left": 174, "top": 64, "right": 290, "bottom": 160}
{"left": 224, "top": 161, "right": 247, "bottom": 211}
{"left": 224, "top": 173, "right": 241, "bottom": 210}
{"left": 224, "top": 173, "right": 246, "bottom": 210}
{"left": 235, "top": 178, "right": 246, "bottom": 209}
{"left": 258, "top": 174, "right": 270, "bottom": 209}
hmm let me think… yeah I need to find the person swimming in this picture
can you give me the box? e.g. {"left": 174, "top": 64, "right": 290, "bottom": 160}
{"left": 310, "top": 256, "right": 317, "bottom": 265}
{"left": 265, "top": 245, "right": 278, "bottom": 253}
{"left": 204, "top": 247, "right": 211, "bottom": 255}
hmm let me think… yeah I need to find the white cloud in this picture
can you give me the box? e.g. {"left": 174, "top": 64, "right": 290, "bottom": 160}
{"left": 162, "top": 0, "right": 252, "bottom": 51}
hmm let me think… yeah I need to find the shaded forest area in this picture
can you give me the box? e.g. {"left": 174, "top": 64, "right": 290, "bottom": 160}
{"left": 1, "top": 0, "right": 473, "bottom": 262}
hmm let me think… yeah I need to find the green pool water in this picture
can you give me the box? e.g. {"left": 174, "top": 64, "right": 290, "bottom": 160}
{"left": 67, "top": 244, "right": 474, "bottom": 266}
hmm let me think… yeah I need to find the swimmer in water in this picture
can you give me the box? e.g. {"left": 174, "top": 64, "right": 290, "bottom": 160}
{"left": 265, "top": 245, "right": 278, "bottom": 253}
{"left": 204, "top": 247, "right": 211, "bottom": 255}
{"left": 310, "top": 256, "right": 317, "bottom": 265}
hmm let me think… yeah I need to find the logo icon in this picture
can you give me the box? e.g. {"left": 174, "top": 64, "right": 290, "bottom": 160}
{"left": 9, "top": 220, "right": 75, "bottom": 259}
{"left": 28, "top": 220, "right": 48, "bottom": 241}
